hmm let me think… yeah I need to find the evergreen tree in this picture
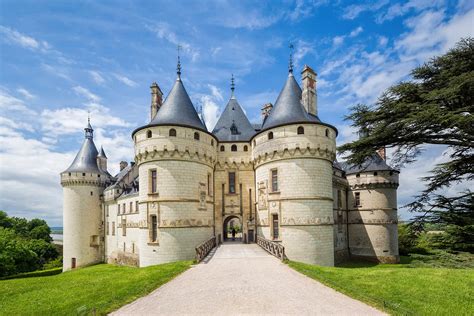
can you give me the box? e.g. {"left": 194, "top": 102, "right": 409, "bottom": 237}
{"left": 339, "top": 38, "right": 474, "bottom": 252}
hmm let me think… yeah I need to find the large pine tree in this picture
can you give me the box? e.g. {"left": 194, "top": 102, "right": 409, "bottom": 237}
{"left": 339, "top": 38, "right": 474, "bottom": 252}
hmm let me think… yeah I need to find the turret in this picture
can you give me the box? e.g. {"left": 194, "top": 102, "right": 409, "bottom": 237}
{"left": 97, "top": 146, "right": 108, "bottom": 173}
{"left": 60, "top": 120, "right": 109, "bottom": 271}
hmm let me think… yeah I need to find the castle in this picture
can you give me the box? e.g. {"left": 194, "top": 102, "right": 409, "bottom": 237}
{"left": 60, "top": 59, "right": 400, "bottom": 271}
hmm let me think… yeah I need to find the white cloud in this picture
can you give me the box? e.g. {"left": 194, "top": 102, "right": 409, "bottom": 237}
{"left": 40, "top": 63, "right": 71, "bottom": 80}
{"left": 342, "top": 0, "right": 389, "bottom": 20}
{"left": 208, "top": 84, "right": 223, "bottom": 102}
{"left": 378, "top": 36, "right": 388, "bottom": 46}
{"left": 89, "top": 70, "right": 105, "bottom": 84}
{"left": 349, "top": 26, "right": 364, "bottom": 37}
{"left": 201, "top": 96, "right": 220, "bottom": 131}
{"left": 0, "top": 88, "right": 36, "bottom": 115}
{"left": 148, "top": 22, "right": 199, "bottom": 62}
{"left": 0, "top": 25, "right": 48, "bottom": 50}
{"left": 114, "top": 74, "right": 138, "bottom": 87}
{"left": 16, "top": 88, "right": 35, "bottom": 100}
{"left": 333, "top": 36, "right": 344, "bottom": 46}
{"left": 73, "top": 86, "right": 101, "bottom": 103}
{"left": 293, "top": 39, "right": 315, "bottom": 69}
{"left": 376, "top": 0, "right": 445, "bottom": 23}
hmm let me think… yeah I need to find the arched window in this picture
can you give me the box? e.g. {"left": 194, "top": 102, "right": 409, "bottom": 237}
{"left": 169, "top": 129, "right": 176, "bottom": 137}
{"left": 297, "top": 126, "right": 304, "bottom": 135}
{"left": 211, "top": 139, "right": 214, "bottom": 146}
{"left": 356, "top": 173, "right": 360, "bottom": 178}
{"left": 243, "top": 145, "right": 248, "bottom": 152}
{"left": 220, "top": 145, "right": 225, "bottom": 152}
{"left": 373, "top": 172, "right": 378, "bottom": 176}
{"left": 268, "top": 132, "right": 274, "bottom": 140}
{"left": 325, "top": 129, "right": 329, "bottom": 137}
{"left": 231, "top": 144, "right": 237, "bottom": 152}
{"left": 253, "top": 140, "right": 256, "bottom": 146}
{"left": 194, "top": 132, "right": 200, "bottom": 140}
{"left": 147, "top": 130, "right": 152, "bottom": 138}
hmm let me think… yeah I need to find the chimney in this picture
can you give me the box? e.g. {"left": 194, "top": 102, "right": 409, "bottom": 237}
{"left": 261, "top": 103, "right": 273, "bottom": 121}
{"left": 376, "top": 147, "right": 386, "bottom": 161}
{"left": 301, "top": 65, "right": 317, "bottom": 116}
{"left": 150, "top": 82, "right": 163, "bottom": 121}
{"left": 119, "top": 161, "right": 128, "bottom": 171}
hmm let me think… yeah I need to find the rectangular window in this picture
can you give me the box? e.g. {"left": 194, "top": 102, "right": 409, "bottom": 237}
{"left": 355, "top": 192, "right": 361, "bottom": 207}
{"left": 338, "top": 213, "right": 343, "bottom": 233}
{"left": 112, "top": 222, "right": 115, "bottom": 236}
{"left": 122, "top": 219, "right": 126, "bottom": 236}
{"left": 337, "top": 190, "right": 342, "bottom": 209}
{"left": 150, "top": 170, "right": 157, "bottom": 193}
{"left": 118, "top": 204, "right": 120, "bottom": 214}
{"left": 106, "top": 205, "right": 109, "bottom": 217}
{"left": 207, "top": 173, "right": 211, "bottom": 196}
{"left": 150, "top": 215, "right": 158, "bottom": 242}
{"left": 229, "top": 172, "right": 236, "bottom": 194}
{"left": 130, "top": 202, "right": 133, "bottom": 213}
{"left": 272, "top": 214, "right": 279, "bottom": 240}
{"left": 106, "top": 221, "right": 109, "bottom": 235}
{"left": 123, "top": 203, "right": 126, "bottom": 214}
{"left": 135, "top": 201, "right": 139, "bottom": 213}
{"left": 71, "top": 258, "right": 76, "bottom": 269}
{"left": 271, "top": 169, "right": 278, "bottom": 192}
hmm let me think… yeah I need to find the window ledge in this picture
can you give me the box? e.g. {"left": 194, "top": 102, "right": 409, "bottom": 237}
{"left": 147, "top": 242, "right": 159, "bottom": 246}
{"left": 269, "top": 191, "right": 280, "bottom": 195}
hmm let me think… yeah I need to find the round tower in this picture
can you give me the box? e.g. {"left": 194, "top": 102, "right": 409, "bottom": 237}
{"left": 345, "top": 153, "right": 400, "bottom": 263}
{"left": 60, "top": 121, "right": 109, "bottom": 271}
{"left": 252, "top": 66, "right": 337, "bottom": 266}
{"left": 132, "top": 62, "right": 217, "bottom": 266}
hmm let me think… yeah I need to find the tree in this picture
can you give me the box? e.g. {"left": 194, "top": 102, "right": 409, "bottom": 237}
{"left": 338, "top": 38, "right": 474, "bottom": 251}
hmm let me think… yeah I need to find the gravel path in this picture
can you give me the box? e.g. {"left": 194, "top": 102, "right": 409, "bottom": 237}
{"left": 112, "top": 243, "right": 384, "bottom": 315}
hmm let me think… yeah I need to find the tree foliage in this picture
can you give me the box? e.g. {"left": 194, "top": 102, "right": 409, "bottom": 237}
{"left": 339, "top": 38, "right": 474, "bottom": 251}
{"left": 0, "top": 211, "right": 59, "bottom": 277}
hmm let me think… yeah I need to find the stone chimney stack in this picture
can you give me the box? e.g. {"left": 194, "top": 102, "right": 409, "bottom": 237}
{"left": 119, "top": 161, "right": 128, "bottom": 171}
{"left": 301, "top": 65, "right": 317, "bottom": 116}
{"left": 377, "top": 147, "right": 387, "bottom": 161}
{"left": 261, "top": 103, "right": 273, "bottom": 121}
{"left": 150, "top": 82, "right": 163, "bottom": 121}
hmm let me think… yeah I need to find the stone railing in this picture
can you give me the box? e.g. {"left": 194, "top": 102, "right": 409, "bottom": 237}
{"left": 195, "top": 236, "right": 217, "bottom": 263}
{"left": 257, "top": 236, "right": 286, "bottom": 261}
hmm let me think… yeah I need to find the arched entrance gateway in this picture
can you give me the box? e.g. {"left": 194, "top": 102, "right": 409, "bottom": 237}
{"left": 223, "top": 215, "right": 243, "bottom": 242}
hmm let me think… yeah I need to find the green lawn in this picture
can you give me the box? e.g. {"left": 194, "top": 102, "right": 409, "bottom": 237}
{"left": 0, "top": 261, "right": 192, "bottom": 315}
{"left": 288, "top": 259, "right": 474, "bottom": 315}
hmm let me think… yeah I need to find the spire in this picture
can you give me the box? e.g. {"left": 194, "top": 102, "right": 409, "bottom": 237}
{"left": 231, "top": 74, "right": 235, "bottom": 99}
{"left": 176, "top": 45, "right": 182, "bottom": 80}
{"left": 288, "top": 43, "right": 294, "bottom": 74}
{"left": 98, "top": 146, "right": 107, "bottom": 158}
{"left": 85, "top": 113, "right": 93, "bottom": 139}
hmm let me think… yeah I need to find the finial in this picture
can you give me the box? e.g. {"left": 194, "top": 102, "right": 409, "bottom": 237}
{"left": 288, "top": 43, "right": 294, "bottom": 74}
{"left": 231, "top": 74, "right": 235, "bottom": 98}
{"left": 85, "top": 111, "right": 93, "bottom": 139}
{"left": 176, "top": 44, "right": 182, "bottom": 79}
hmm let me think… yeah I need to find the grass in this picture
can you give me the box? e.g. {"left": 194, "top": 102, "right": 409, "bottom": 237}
{"left": 288, "top": 255, "right": 474, "bottom": 316}
{"left": 0, "top": 261, "right": 192, "bottom": 315}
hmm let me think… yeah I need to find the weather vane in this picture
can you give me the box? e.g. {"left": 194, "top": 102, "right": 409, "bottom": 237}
{"left": 87, "top": 110, "right": 91, "bottom": 124}
{"left": 231, "top": 73, "right": 235, "bottom": 96}
{"left": 288, "top": 43, "right": 294, "bottom": 73}
{"left": 177, "top": 44, "right": 182, "bottom": 77}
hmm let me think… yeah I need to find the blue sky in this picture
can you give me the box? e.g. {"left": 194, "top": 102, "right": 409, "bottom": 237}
{"left": 0, "top": 0, "right": 473, "bottom": 225}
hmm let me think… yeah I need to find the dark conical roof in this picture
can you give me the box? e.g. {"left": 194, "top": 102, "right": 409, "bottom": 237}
{"left": 63, "top": 123, "right": 102, "bottom": 174}
{"left": 212, "top": 97, "right": 255, "bottom": 141}
{"left": 148, "top": 78, "right": 207, "bottom": 131}
{"left": 341, "top": 154, "right": 398, "bottom": 175}
{"left": 98, "top": 146, "right": 107, "bottom": 158}
{"left": 261, "top": 73, "right": 320, "bottom": 131}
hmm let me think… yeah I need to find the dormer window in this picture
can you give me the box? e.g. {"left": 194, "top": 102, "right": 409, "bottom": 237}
{"left": 230, "top": 122, "right": 240, "bottom": 135}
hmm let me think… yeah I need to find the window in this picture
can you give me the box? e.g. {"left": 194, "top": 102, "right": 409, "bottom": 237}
{"left": 228, "top": 172, "right": 236, "bottom": 194}
{"left": 194, "top": 132, "right": 200, "bottom": 140}
{"left": 356, "top": 173, "right": 360, "bottom": 178}
{"left": 389, "top": 171, "right": 394, "bottom": 176}
{"left": 90, "top": 191, "right": 93, "bottom": 196}
{"left": 71, "top": 258, "right": 76, "bottom": 269}
{"left": 147, "top": 130, "right": 152, "bottom": 138}
{"left": 122, "top": 219, "right": 126, "bottom": 236}
{"left": 271, "top": 169, "right": 278, "bottom": 192}
{"left": 243, "top": 145, "right": 248, "bottom": 152}
{"left": 150, "top": 215, "right": 158, "bottom": 242}
{"left": 207, "top": 173, "right": 211, "bottom": 196}
{"left": 355, "top": 192, "right": 361, "bottom": 207}
{"left": 231, "top": 144, "right": 237, "bottom": 152}
{"left": 337, "top": 190, "right": 342, "bottom": 208}
{"left": 268, "top": 132, "right": 273, "bottom": 140}
{"left": 68, "top": 172, "right": 71, "bottom": 176}
{"left": 374, "top": 172, "right": 378, "bottom": 176}
{"left": 272, "top": 214, "right": 279, "bottom": 240}
{"left": 82, "top": 173, "right": 86, "bottom": 176}
{"left": 220, "top": 145, "right": 225, "bottom": 152}
{"left": 130, "top": 202, "right": 133, "bottom": 213}
{"left": 325, "top": 129, "right": 329, "bottom": 137}
{"left": 106, "top": 205, "right": 109, "bottom": 217}
{"left": 253, "top": 140, "right": 256, "bottom": 146}
{"left": 135, "top": 201, "right": 139, "bottom": 213}
{"left": 211, "top": 139, "right": 214, "bottom": 146}
{"left": 112, "top": 222, "right": 115, "bottom": 236}
{"left": 150, "top": 170, "right": 157, "bottom": 193}
{"left": 118, "top": 204, "right": 121, "bottom": 214}
{"left": 169, "top": 128, "right": 176, "bottom": 137}
{"left": 106, "top": 221, "right": 109, "bottom": 235}
{"left": 338, "top": 213, "right": 343, "bottom": 233}
{"left": 297, "top": 126, "right": 304, "bottom": 134}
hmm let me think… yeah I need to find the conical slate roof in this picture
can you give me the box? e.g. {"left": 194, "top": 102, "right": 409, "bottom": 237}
{"left": 261, "top": 73, "right": 320, "bottom": 131}
{"left": 212, "top": 97, "right": 255, "bottom": 141}
{"left": 147, "top": 78, "right": 207, "bottom": 131}
{"left": 98, "top": 146, "right": 107, "bottom": 158}
{"left": 63, "top": 123, "right": 102, "bottom": 174}
{"left": 341, "top": 154, "right": 398, "bottom": 175}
